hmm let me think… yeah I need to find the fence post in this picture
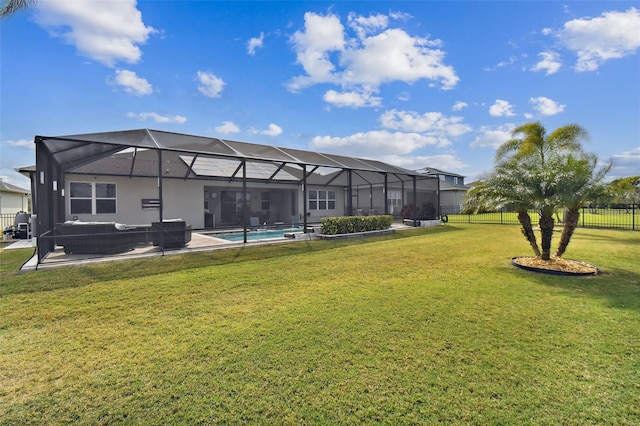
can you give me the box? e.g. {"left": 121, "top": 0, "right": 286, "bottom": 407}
{"left": 633, "top": 204, "right": 636, "bottom": 231}
{"left": 500, "top": 208, "right": 503, "bottom": 225}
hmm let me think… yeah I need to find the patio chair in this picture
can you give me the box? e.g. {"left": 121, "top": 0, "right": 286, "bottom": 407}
{"left": 291, "top": 215, "right": 301, "bottom": 228}
{"left": 249, "top": 216, "right": 262, "bottom": 230}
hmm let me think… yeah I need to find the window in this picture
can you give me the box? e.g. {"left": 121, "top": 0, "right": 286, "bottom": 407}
{"left": 70, "top": 182, "right": 116, "bottom": 215}
{"left": 308, "top": 190, "right": 335, "bottom": 210}
{"left": 261, "top": 192, "right": 270, "bottom": 211}
{"left": 387, "top": 190, "right": 402, "bottom": 208}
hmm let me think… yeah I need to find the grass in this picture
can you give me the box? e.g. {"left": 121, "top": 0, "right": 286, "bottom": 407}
{"left": 1, "top": 224, "right": 639, "bottom": 424}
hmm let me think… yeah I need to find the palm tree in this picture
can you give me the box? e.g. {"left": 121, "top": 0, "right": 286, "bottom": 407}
{"left": 554, "top": 153, "right": 611, "bottom": 257}
{"left": 495, "top": 122, "right": 589, "bottom": 260}
{"left": 1, "top": 0, "right": 35, "bottom": 18}
{"left": 465, "top": 161, "right": 542, "bottom": 257}
{"left": 495, "top": 122, "right": 588, "bottom": 165}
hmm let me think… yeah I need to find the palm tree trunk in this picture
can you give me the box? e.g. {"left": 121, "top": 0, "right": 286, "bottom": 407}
{"left": 517, "top": 210, "right": 541, "bottom": 257}
{"left": 555, "top": 208, "right": 580, "bottom": 258}
{"left": 539, "top": 207, "right": 555, "bottom": 260}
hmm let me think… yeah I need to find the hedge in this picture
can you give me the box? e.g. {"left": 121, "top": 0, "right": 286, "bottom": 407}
{"left": 320, "top": 215, "right": 393, "bottom": 235}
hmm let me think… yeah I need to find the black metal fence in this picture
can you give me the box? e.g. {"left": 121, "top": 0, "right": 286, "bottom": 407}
{"left": 440, "top": 205, "right": 638, "bottom": 231}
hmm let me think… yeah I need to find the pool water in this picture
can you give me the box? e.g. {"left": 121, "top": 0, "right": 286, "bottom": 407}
{"left": 214, "top": 228, "right": 303, "bottom": 242}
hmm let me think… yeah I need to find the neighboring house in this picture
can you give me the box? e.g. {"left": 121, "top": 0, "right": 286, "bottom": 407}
{"left": 415, "top": 167, "right": 470, "bottom": 214}
{"left": 0, "top": 179, "right": 30, "bottom": 214}
{"left": 25, "top": 129, "right": 439, "bottom": 262}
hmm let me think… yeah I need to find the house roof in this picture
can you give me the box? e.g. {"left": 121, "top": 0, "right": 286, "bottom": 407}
{"left": 439, "top": 180, "right": 470, "bottom": 191}
{"left": 37, "top": 129, "right": 422, "bottom": 177}
{"left": 0, "top": 180, "right": 30, "bottom": 194}
{"left": 416, "top": 166, "right": 466, "bottom": 179}
{"left": 36, "top": 129, "right": 434, "bottom": 187}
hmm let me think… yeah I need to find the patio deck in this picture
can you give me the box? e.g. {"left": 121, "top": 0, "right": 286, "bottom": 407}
{"left": 9, "top": 223, "right": 416, "bottom": 271}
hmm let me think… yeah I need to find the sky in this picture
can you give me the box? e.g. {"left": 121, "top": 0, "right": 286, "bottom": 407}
{"left": 1, "top": 0, "right": 639, "bottom": 190}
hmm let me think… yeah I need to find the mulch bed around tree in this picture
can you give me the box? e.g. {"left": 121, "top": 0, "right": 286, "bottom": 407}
{"left": 512, "top": 256, "right": 600, "bottom": 276}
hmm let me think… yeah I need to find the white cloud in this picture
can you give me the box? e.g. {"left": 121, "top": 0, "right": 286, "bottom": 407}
{"left": 260, "top": 124, "right": 283, "bottom": 137}
{"left": 531, "top": 51, "right": 562, "bottom": 75}
{"left": 610, "top": 146, "right": 640, "bottom": 178}
{"left": 340, "top": 28, "right": 456, "bottom": 89}
{"left": 310, "top": 130, "right": 442, "bottom": 158}
{"left": 127, "top": 112, "right": 187, "bottom": 124}
{"left": 397, "top": 92, "right": 410, "bottom": 101}
{"left": 4, "top": 139, "right": 34, "bottom": 151}
{"left": 470, "top": 124, "right": 516, "bottom": 149}
{"left": 558, "top": 7, "right": 640, "bottom": 72}
{"left": 489, "top": 100, "right": 515, "bottom": 117}
{"left": 34, "top": 0, "right": 155, "bottom": 67}
{"left": 541, "top": 27, "right": 553, "bottom": 36}
{"left": 247, "top": 32, "right": 264, "bottom": 55}
{"left": 389, "top": 11, "right": 413, "bottom": 21}
{"left": 348, "top": 12, "right": 389, "bottom": 39}
{"left": 112, "top": 69, "right": 153, "bottom": 95}
{"left": 288, "top": 12, "right": 345, "bottom": 91}
{"left": 288, "top": 11, "right": 458, "bottom": 103}
{"left": 452, "top": 101, "right": 468, "bottom": 111}
{"left": 215, "top": 121, "right": 240, "bottom": 134}
{"left": 529, "top": 96, "right": 565, "bottom": 116}
{"left": 197, "top": 71, "right": 225, "bottom": 98}
{"left": 379, "top": 110, "right": 471, "bottom": 137}
{"left": 323, "top": 90, "right": 382, "bottom": 108}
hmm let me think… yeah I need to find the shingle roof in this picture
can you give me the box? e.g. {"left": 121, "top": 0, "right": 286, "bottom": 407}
{"left": 0, "top": 180, "right": 30, "bottom": 194}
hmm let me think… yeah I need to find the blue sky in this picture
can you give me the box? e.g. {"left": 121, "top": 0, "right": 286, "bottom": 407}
{"left": 1, "top": 1, "right": 639, "bottom": 189}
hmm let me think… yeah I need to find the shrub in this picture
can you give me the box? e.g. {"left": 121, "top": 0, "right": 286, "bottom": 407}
{"left": 320, "top": 215, "right": 393, "bottom": 235}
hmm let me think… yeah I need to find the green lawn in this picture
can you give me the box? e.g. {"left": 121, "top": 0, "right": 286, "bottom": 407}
{"left": 1, "top": 225, "right": 639, "bottom": 424}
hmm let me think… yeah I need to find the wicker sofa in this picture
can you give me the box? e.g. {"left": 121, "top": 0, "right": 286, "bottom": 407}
{"left": 55, "top": 221, "right": 138, "bottom": 255}
{"left": 151, "top": 219, "right": 192, "bottom": 249}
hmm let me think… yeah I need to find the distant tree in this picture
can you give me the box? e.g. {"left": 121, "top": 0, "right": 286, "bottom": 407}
{"left": 1, "top": 0, "right": 35, "bottom": 18}
{"left": 607, "top": 176, "right": 640, "bottom": 206}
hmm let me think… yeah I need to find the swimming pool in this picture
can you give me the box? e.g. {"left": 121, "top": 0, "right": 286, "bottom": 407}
{"left": 213, "top": 228, "right": 303, "bottom": 242}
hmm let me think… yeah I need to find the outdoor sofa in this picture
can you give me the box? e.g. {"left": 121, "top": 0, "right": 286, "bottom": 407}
{"left": 55, "top": 221, "right": 138, "bottom": 255}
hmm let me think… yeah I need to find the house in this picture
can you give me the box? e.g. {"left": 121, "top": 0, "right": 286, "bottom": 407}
{"left": 26, "top": 129, "right": 439, "bottom": 262}
{"left": 0, "top": 179, "right": 30, "bottom": 214}
{"left": 415, "top": 167, "right": 470, "bottom": 214}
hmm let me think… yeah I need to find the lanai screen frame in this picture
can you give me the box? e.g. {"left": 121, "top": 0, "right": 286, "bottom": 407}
{"left": 34, "top": 129, "right": 438, "bottom": 261}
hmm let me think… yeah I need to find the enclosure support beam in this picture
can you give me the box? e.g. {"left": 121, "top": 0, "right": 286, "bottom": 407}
{"left": 243, "top": 160, "right": 247, "bottom": 244}
{"left": 302, "top": 164, "right": 308, "bottom": 232}
{"left": 384, "top": 173, "right": 388, "bottom": 215}
{"left": 158, "top": 149, "right": 164, "bottom": 252}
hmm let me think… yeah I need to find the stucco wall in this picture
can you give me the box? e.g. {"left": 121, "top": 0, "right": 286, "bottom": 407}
{"left": 0, "top": 191, "right": 30, "bottom": 214}
{"left": 65, "top": 174, "right": 344, "bottom": 228}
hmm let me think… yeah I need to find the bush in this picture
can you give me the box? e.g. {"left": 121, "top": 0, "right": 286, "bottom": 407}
{"left": 320, "top": 215, "right": 393, "bottom": 235}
